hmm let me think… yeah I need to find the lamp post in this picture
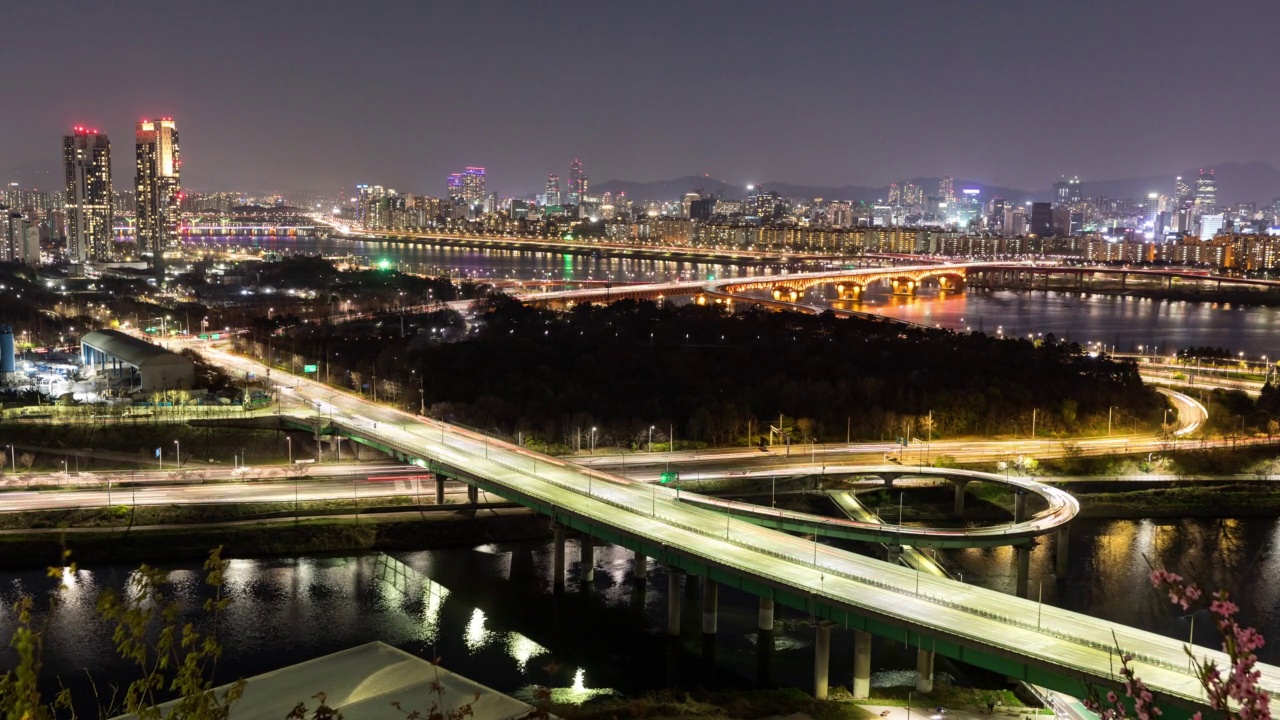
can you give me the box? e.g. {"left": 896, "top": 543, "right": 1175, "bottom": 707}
{"left": 649, "top": 425, "right": 654, "bottom": 453}
{"left": 6, "top": 444, "right": 14, "bottom": 475}
{"left": 173, "top": 440, "right": 180, "bottom": 469}
{"left": 286, "top": 436, "right": 293, "bottom": 464}
{"left": 1107, "top": 406, "right": 1114, "bottom": 436}
{"left": 590, "top": 427, "right": 597, "bottom": 455}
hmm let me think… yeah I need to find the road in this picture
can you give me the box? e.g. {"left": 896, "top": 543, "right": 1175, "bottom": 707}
{"left": 180, "top": 342, "right": 1278, "bottom": 713}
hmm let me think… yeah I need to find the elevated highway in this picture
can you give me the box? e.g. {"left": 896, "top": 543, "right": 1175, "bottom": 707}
{"left": 197, "top": 343, "right": 1277, "bottom": 716}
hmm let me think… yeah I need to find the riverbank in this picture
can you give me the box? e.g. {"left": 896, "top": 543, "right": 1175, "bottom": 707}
{"left": 0, "top": 508, "right": 549, "bottom": 569}
{"left": 969, "top": 283, "right": 1280, "bottom": 308}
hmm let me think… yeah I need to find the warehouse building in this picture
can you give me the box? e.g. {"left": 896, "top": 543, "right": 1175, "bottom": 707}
{"left": 80, "top": 329, "right": 195, "bottom": 391}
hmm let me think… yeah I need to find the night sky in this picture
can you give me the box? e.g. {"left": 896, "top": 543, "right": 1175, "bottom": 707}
{"left": 4, "top": 0, "right": 1278, "bottom": 197}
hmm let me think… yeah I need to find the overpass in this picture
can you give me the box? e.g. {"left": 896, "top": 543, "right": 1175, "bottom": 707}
{"left": 203, "top": 344, "right": 1277, "bottom": 716}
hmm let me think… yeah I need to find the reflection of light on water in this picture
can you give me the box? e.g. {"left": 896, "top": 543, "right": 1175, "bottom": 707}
{"left": 513, "top": 669, "right": 617, "bottom": 706}
{"left": 506, "top": 632, "right": 548, "bottom": 672}
{"left": 420, "top": 579, "right": 450, "bottom": 645}
{"left": 464, "top": 608, "right": 492, "bottom": 652}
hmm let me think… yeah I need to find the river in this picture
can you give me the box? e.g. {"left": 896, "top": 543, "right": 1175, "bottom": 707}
{"left": 194, "top": 235, "right": 1280, "bottom": 356}
{"left": 4, "top": 516, "right": 1278, "bottom": 710}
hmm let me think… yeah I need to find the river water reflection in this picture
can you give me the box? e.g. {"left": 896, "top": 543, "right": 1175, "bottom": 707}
{"left": 4, "top": 517, "right": 1279, "bottom": 707}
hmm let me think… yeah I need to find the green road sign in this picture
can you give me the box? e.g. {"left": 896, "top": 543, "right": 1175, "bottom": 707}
{"left": 198, "top": 333, "right": 210, "bottom": 339}
{"left": 211, "top": 333, "right": 222, "bottom": 340}
{"left": 303, "top": 364, "right": 318, "bottom": 373}
{"left": 660, "top": 471, "right": 679, "bottom": 484}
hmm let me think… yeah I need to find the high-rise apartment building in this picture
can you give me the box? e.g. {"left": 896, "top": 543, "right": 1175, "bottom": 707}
{"left": 446, "top": 173, "right": 463, "bottom": 200}
{"left": 1195, "top": 168, "right": 1217, "bottom": 214}
{"left": 63, "top": 126, "right": 113, "bottom": 263}
{"left": 135, "top": 118, "right": 181, "bottom": 257}
{"left": 461, "top": 167, "right": 486, "bottom": 205}
{"left": 938, "top": 175, "right": 954, "bottom": 203}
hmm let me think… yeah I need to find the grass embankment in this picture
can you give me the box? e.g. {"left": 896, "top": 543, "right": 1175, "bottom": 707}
{"left": 560, "top": 687, "right": 878, "bottom": 720}
{"left": 1073, "top": 484, "right": 1280, "bottom": 518}
{"left": 0, "top": 422, "right": 293, "bottom": 470}
{"left": 0, "top": 510, "right": 548, "bottom": 569}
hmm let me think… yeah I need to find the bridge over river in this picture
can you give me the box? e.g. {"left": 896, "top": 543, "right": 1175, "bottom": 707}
{"left": 202, "top": 343, "right": 1278, "bottom": 717}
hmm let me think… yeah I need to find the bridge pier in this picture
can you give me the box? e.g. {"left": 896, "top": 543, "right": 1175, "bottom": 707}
{"left": 1014, "top": 490, "right": 1027, "bottom": 523}
{"left": 702, "top": 579, "right": 718, "bottom": 635}
{"left": 667, "top": 571, "right": 684, "bottom": 636}
{"left": 466, "top": 483, "right": 479, "bottom": 505}
{"left": 813, "top": 621, "right": 834, "bottom": 700}
{"left": 915, "top": 648, "right": 935, "bottom": 693}
{"left": 758, "top": 597, "right": 775, "bottom": 632}
{"left": 953, "top": 480, "right": 968, "bottom": 515}
{"left": 580, "top": 536, "right": 595, "bottom": 583}
{"left": 1015, "top": 543, "right": 1032, "bottom": 598}
{"left": 552, "top": 523, "right": 566, "bottom": 591}
{"left": 434, "top": 474, "right": 445, "bottom": 505}
{"left": 634, "top": 552, "right": 648, "bottom": 581}
{"left": 1055, "top": 526, "right": 1069, "bottom": 576}
{"left": 852, "top": 630, "right": 871, "bottom": 699}
{"left": 887, "top": 545, "right": 902, "bottom": 565}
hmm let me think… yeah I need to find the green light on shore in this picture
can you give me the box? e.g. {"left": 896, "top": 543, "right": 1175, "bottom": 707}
{"left": 378, "top": 259, "right": 392, "bottom": 270}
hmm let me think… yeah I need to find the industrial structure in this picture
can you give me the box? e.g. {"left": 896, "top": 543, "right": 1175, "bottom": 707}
{"left": 79, "top": 329, "right": 194, "bottom": 391}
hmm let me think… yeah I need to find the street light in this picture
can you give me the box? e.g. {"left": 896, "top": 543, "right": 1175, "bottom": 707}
{"left": 173, "top": 440, "right": 180, "bottom": 469}
{"left": 590, "top": 427, "right": 597, "bottom": 455}
{"left": 286, "top": 436, "right": 293, "bottom": 464}
{"left": 649, "top": 425, "right": 654, "bottom": 453}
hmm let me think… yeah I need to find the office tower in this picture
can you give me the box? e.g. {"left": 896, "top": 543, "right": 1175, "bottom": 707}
{"left": 545, "top": 174, "right": 561, "bottom": 205}
{"left": 63, "top": 126, "right": 113, "bottom": 263}
{"left": 135, "top": 118, "right": 181, "bottom": 257}
{"left": 1175, "top": 176, "right": 1191, "bottom": 203}
{"left": 1029, "top": 202, "right": 1053, "bottom": 236}
{"left": 446, "top": 173, "right": 463, "bottom": 200}
{"left": 1195, "top": 168, "right": 1217, "bottom": 214}
{"left": 939, "top": 175, "right": 954, "bottom": 203}
{"left": 461, "top": 167, "right": 485, "bottom": 204}
{"left": 1199, "top": 213, "right": 1224, "bottom": 240}
{"left": 568, "top": 158, "right": 587, "bottom": 205}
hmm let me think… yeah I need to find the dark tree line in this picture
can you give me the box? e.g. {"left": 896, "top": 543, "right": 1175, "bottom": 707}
{"left": 280, "top": 296, "right": 1165, "bottom": 449}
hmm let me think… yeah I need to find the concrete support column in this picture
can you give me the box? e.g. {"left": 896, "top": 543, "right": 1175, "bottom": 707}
{"left": 1013, "top": 491, "right": 1027, "bottom": 523}
{"left": 852, "top": 630, "right": 871, "bottom": 699}
{"left": 915, "top": 648, "right": 935, "bottom": 693}
{"left": 813, "top": 622, "right": 833, "bottom": 700}
{"left": 702, "top": 579, "right": 718, "bottom": 635}
{"left": 666, "top": 572, "right": 684, "bottom": 637}
{"left": 581, "top": 536, "right": 595, "bottom": 583}
{"left": 634, "top": 552, "right": 648, "bottom": 581}
{"left": 552, "top": 524, "right": 566, "bottom": 591}
{"left": 1015, "top": 544, "right": 1031, "bottom": 598}
{"left": 466, "top": 483, "right": 478, "bottom": 505}
{"left": 434, "top": 474, "right": 445, "bottom": 505}
{"left": 758, "top": 597, "right": 775, "bottom": 632}
{"left": 887, "top": 545, "right": 902, "bottom": 565}
{"left": 1055, "top": 525, "right": 1069, "bottom": 577}
{"left": 953, "top": 481, "right": 967, "bottom": 515}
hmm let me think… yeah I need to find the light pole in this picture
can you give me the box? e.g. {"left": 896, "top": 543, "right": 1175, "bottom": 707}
{"left": 6, "top": 444, "right": 14, "bottom": 475}
{"left": 286, "top": 436, "right": 293, "bottom": 464}
{"left": 173, "top": 440, "right": 180, "bottom": 469}
{"left": 590, "top": 427, "right": 597, "bottom": 455}
{"left": 649, "top": 425, "right": 654, "bottom": 453}
{"left": 1108, "top": 406, "right": 1114, "bottom": 436}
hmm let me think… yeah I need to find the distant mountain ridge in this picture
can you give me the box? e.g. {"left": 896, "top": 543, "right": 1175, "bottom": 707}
{"left": 590, "top": 163, "right": 1280, "bottom": 205}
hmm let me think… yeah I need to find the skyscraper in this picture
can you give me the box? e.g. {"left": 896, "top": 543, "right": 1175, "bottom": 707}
{"left": 135, "top": 118, "right": 181, "bottom": 257}
{"left": 462, "top": 167, "right": 486, "bottom": 204}
{"left": 545, "top": 174, "right": 561, "bottom": 205}
{"left": 1175, "top": 176, "right": 1191, "bottom": 203}
{"left": 63, "top": 126, "right": 113, "bottom": 263}
{"left": 446, "top": 174, "right": 463, "bottom": 200}
{"left": 568, "top": 158, "right": 585, "bottom": 205}
{"left": 1195, "top": 168, "right": 1217, "bottom": 214}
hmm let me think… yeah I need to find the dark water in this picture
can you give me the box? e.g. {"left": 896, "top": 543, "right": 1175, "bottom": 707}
{"left": 3, "top": 517, "right": 1278, "bottom": 707}
{"left": 834, "top": 287, "right": 1280, "bottom": 358}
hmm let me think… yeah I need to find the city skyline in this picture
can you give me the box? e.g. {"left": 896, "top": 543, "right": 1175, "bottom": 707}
{"left": 3, "top": 1, "right": 1280, "bottom": 197}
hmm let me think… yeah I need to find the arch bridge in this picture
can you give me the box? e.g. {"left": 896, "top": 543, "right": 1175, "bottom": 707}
{"left": 717, "top": 265, "right": 968, "bottom": 302}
